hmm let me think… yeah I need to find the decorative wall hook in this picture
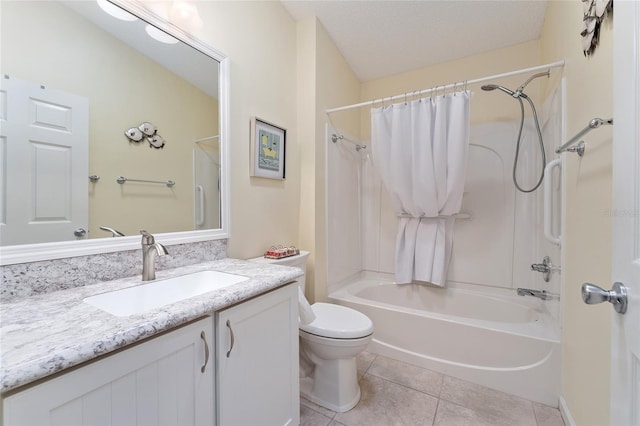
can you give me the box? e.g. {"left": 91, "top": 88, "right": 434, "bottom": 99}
{"left": 124, "top": 122, "right": 167, "bottom": 148}
{"left": 148, "top": 134, "right": 165, "bottom": 149}
{"left": 138, "top": 122, "right": 156, "bottom": 136}
{"left": 124, "top": 127, "right": 144, "bottom": 142}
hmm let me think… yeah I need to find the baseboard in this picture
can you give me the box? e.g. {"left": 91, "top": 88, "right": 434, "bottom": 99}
{"left": 559, "top": 396, "right": 576, "bottom": 426}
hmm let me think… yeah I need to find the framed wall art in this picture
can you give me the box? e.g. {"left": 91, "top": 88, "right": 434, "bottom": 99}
{"left": 250, "top": 117, "right": 286, "bottom": 180}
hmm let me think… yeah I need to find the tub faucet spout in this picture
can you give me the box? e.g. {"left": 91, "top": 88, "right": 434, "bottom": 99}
{"left": 140, "top": 230, "right": 168, "bottom": 281}
{"left": 517, "top": 288, "right": 551, "bottom": 301}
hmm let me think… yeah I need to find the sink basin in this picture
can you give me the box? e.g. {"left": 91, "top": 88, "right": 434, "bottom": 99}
{"left": 84, "top": 270, "right": 249, "bottom": 316}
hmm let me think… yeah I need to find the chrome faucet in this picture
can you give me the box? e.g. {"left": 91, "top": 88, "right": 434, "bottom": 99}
{"left": 140, "top": 230, "right": 168, "bottom": 281}
{"left": 516, "top": 288, "right": 551, "bottom": 301}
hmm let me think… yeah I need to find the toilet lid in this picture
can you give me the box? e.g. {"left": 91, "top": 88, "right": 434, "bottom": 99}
{"left": 299, "top": 303, "right": 374, "bottom": 339}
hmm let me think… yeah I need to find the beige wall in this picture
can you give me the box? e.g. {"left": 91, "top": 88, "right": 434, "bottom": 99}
{"left": 195, "top": 2, "right": 301, "bottom": 260}
{"left": 360, "top": 40, "right": 543, "bottom": 138}
{"left": 1, "top": 1, "right": 217, "bottom": 238}
{"left": 297, "top": 18, "right": 361, "bottom": 302}
{"left": 541, "top": 2, "right": 613, "bottom": 425}
{"left": 195, "top": 7, "right": 361, "bottom": 303}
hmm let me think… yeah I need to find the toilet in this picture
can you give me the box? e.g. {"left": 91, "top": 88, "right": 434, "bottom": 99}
{"left": 249, "top": 251, "right": 373, "bottom": 412}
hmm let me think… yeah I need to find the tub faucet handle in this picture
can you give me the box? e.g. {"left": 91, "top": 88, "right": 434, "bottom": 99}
{"left": 531, "top": 263, "right": 550, "bottom": 273}
{"left": 530, "top": 256, "right": 557, "bottom": 282}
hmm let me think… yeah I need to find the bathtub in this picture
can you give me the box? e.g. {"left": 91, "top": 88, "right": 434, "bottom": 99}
{"left": 328, "top": 272, "right": 561, "bottom": 406}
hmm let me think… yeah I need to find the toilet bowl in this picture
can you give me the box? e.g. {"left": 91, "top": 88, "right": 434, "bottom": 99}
{"left": 249, "top": 251, "right": 373, "bottom": 412}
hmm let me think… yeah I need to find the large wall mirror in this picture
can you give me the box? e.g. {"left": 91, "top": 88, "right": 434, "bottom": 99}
{"left": 0, "top": 0, "right": 230, "bottom": 265}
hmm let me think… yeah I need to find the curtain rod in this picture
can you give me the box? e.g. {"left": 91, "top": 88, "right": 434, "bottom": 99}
{"left": 325, "top": 60, "right": 565, "bottom": 114}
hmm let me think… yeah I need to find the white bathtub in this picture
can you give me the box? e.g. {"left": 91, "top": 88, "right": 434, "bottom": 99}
{"left": 328, "top": 272, "right": 561, "bottom": 406}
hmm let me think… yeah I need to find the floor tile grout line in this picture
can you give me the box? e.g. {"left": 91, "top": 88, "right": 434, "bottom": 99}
{"left": 363, "top": 370, "right": 443, "bottom": 400}
{"left": 431, "top": 397, "right": 442, "bottom": 426}
{"left": 531, "top": 402, "right": 541, "bottom": 426}
{"left": 300, "top": 399, "right": 337, "bottom": 420}
{"left": 433, "top": 395, "right": 540, "bottom": 426}
{"left": 360, "top": 353, "right": 377, "bottom": 377}
{"left": 438, "top": 373, "right": 538, "bottom": 411}
{"left": 367, "top": 355, "right": 446, "bottom": 395}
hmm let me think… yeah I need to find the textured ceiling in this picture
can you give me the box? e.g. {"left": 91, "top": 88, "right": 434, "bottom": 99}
{"left": 281, "top": 0, "right": 548, "bottom": 82}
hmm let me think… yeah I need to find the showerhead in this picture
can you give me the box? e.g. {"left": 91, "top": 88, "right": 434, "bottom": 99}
{"left": 481, "top": 84, "right": 524, "bottom": 98}
{"left": 482, "top": 71, "right": 549, "bottom": 99}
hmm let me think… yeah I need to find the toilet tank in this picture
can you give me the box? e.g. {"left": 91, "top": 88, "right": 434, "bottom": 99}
{"left": 248, "top": 251, "right": 310, "bottom": 293}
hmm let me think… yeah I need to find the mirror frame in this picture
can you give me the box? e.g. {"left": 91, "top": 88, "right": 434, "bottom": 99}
{"left": 0, "top": 0, "right": 230, "bottom": 265}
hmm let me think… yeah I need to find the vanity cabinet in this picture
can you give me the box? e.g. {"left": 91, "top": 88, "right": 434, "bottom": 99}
{"left": 3, "top": 317, "right": 214, "bottom": 426}
{"left": 216, "top": 283, "right": 299, "bottom": 426}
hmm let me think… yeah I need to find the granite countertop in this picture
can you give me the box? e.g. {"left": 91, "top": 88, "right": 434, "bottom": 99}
{"left": 0, "top": 259, "right": 302, "bottom": 394}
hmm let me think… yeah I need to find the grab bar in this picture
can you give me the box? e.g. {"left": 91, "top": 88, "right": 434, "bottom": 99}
{"left": 331, "top": 133, "right": 367, "bottom": 151}
{"left": 555, "top": 117, "right": 613, "bottom": 156}
{"left": 544, "top": 159, "right": 562, "bottom": 246}
{"left": 116, "top": 176, "right": 175, "bottom": 187}
{"left": 196, "top": 185, "right": 205, "bottom": 226}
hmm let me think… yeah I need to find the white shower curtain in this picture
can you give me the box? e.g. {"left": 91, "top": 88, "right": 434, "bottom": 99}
{"left": 371, "top": 91, "right": 470, "bottom": 286}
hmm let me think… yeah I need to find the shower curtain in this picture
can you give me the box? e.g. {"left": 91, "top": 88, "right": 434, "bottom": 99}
{"left": 371, "top": 92, "right": 470, "bottom": 286}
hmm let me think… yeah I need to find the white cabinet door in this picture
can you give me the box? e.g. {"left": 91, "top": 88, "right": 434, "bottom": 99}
{"left": 216, "top": 284, "right": 299, "bottom": 426}
{"left": 3, "top": 317, "right": 214, "bottom": 426}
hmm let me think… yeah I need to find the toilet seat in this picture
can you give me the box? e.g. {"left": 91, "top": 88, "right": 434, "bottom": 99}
{"left": 299, "top": 303, "right": 373, "bottom": 339}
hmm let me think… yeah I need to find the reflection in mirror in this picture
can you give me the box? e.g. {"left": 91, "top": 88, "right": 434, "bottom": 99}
{"left": 0, "top": 0, "right": 223, "bottom": 249}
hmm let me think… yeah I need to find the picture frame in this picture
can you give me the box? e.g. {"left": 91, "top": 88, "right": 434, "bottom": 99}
{"left": 250, "top": 117, "right": 286, "bottom": 180}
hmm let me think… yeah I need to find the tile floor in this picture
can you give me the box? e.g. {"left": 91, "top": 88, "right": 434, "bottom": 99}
{"left": 300, "top": 352, "right": 565, "bottom": 426}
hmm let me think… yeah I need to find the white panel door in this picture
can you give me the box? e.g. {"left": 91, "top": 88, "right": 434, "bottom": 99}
{"left": 0, "top": 76, "right": 88, "bottom": 245}
{"left": 216, "top": 284, "right": 299, "bottom": 426}
{"left": 3, "top": 317, "right": 214, "bottom": 426}
{"left": 611, "top": 2, "right": 640, "bottom": 425}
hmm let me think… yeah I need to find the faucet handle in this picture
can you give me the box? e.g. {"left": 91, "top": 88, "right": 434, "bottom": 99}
{"left": 531, "top": 256, "right": 554, "bottom": 282}
{"left": 140, "top": 229, "right": 155, "bottom": 244}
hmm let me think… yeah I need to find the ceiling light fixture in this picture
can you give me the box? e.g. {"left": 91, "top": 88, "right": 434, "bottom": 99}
{"left": 96, "top": 0, "right": 138, "bottom": 21}
{"left": 169, "top": 1, "right": 203, "bottom": 32}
